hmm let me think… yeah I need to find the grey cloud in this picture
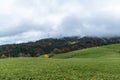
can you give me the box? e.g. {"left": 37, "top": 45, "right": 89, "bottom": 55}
{"left": 58, "top": 16, "right": 84, "bottom": 36}
{"left": 58, "top": 13, "right": 120, "bottom": 37}
{"left": 0, "top": 19, "right": 53, "bottom": 37}
{"left": 0, "top": 0, "right": 120, "bottom": 45}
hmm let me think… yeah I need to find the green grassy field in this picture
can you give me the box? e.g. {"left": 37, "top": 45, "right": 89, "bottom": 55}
{"left": 0, "top": 44, "right": 120, "bottom": 80}
{"left": 53, "top": 44, "right": 120, "bottom": 59}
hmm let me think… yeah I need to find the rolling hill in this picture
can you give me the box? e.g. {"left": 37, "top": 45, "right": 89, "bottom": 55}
{"left": 0, "top": 36, "right": 120, "bottom": 57}
{"left": 0, "top": 44, "right": 120, "bottom": 80}
{"left": 52, "top": 44, "right": 120, "bottom": 59}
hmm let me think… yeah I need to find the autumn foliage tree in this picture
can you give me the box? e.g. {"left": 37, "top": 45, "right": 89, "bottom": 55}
{"left": 44, "top": 54, "right": 49, "bottom": 58}
{"left": 62, "top": 48, "right": 70, "bottom": 53}
{"left": 53, "top": 48, "right": 61, "bottom": 54}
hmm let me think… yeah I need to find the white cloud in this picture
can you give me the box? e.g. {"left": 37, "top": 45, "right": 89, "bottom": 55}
{"left": 0, "top": 0, "right": 120, "bottom": 45}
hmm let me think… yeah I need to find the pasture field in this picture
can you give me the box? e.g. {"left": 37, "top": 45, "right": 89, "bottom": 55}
{"left": 53, "top": 44, "right": 120, "bottom": 59}
{"left": 0, "top": 58, "right": 120, "bottom": 80}
{"left": 0, "top": 44, "right": 120, "bottom": 80}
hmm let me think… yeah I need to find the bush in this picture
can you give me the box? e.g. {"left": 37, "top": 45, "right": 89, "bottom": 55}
{"left": 49, "top": 54, "right": 54, "bottom": 58}
{"left": 1, "top": 54, "right": 7, "bottom": 59}
{"left": 44, "top": 54, "right": 49, "bottom": 58}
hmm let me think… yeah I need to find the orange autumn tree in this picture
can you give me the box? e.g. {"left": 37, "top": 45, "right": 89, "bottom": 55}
{"left": 62, "top": 48, "right": 70, "bottom": 53}
{"left": 53, "top": 48, "right": 61, "bottom": 54}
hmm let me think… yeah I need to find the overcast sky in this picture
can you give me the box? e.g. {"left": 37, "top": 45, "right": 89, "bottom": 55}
{"left": 0, "top": 0, "right": 120, "bottom": 45}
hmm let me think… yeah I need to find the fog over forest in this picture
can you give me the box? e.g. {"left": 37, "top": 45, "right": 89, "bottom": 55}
{"left": 0, "top": 0, "right": 120, "bottom": 45}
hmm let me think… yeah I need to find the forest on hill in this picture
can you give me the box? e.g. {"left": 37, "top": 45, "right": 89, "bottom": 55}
{"left": 0, "top": 36, "right": 120, "bottom": 57}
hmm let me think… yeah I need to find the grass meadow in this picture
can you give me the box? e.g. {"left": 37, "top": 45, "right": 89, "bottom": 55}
{"left": 0, "top": 44, "right": 120, "bottom": 80}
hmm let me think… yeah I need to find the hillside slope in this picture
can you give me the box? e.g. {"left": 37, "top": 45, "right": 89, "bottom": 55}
{"left": 52, "top": 44, "right": 120, "bottom": 59}
{"left": 0, "top": 37, "right": 120, "bottom": 57}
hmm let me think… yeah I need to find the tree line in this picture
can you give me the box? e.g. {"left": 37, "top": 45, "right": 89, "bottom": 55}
{"left": 0, "top": 36, "right": 120, "bottom": 58}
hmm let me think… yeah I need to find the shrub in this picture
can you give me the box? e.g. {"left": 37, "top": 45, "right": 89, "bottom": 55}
{"left": 1, "top": 54, "right": 7, "bottom": 59}
{"left": 49, "top": 54, "right": 54, "bottom": 58}
{"left": 44, "top": 54, "right": 49, "bottom": 58}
